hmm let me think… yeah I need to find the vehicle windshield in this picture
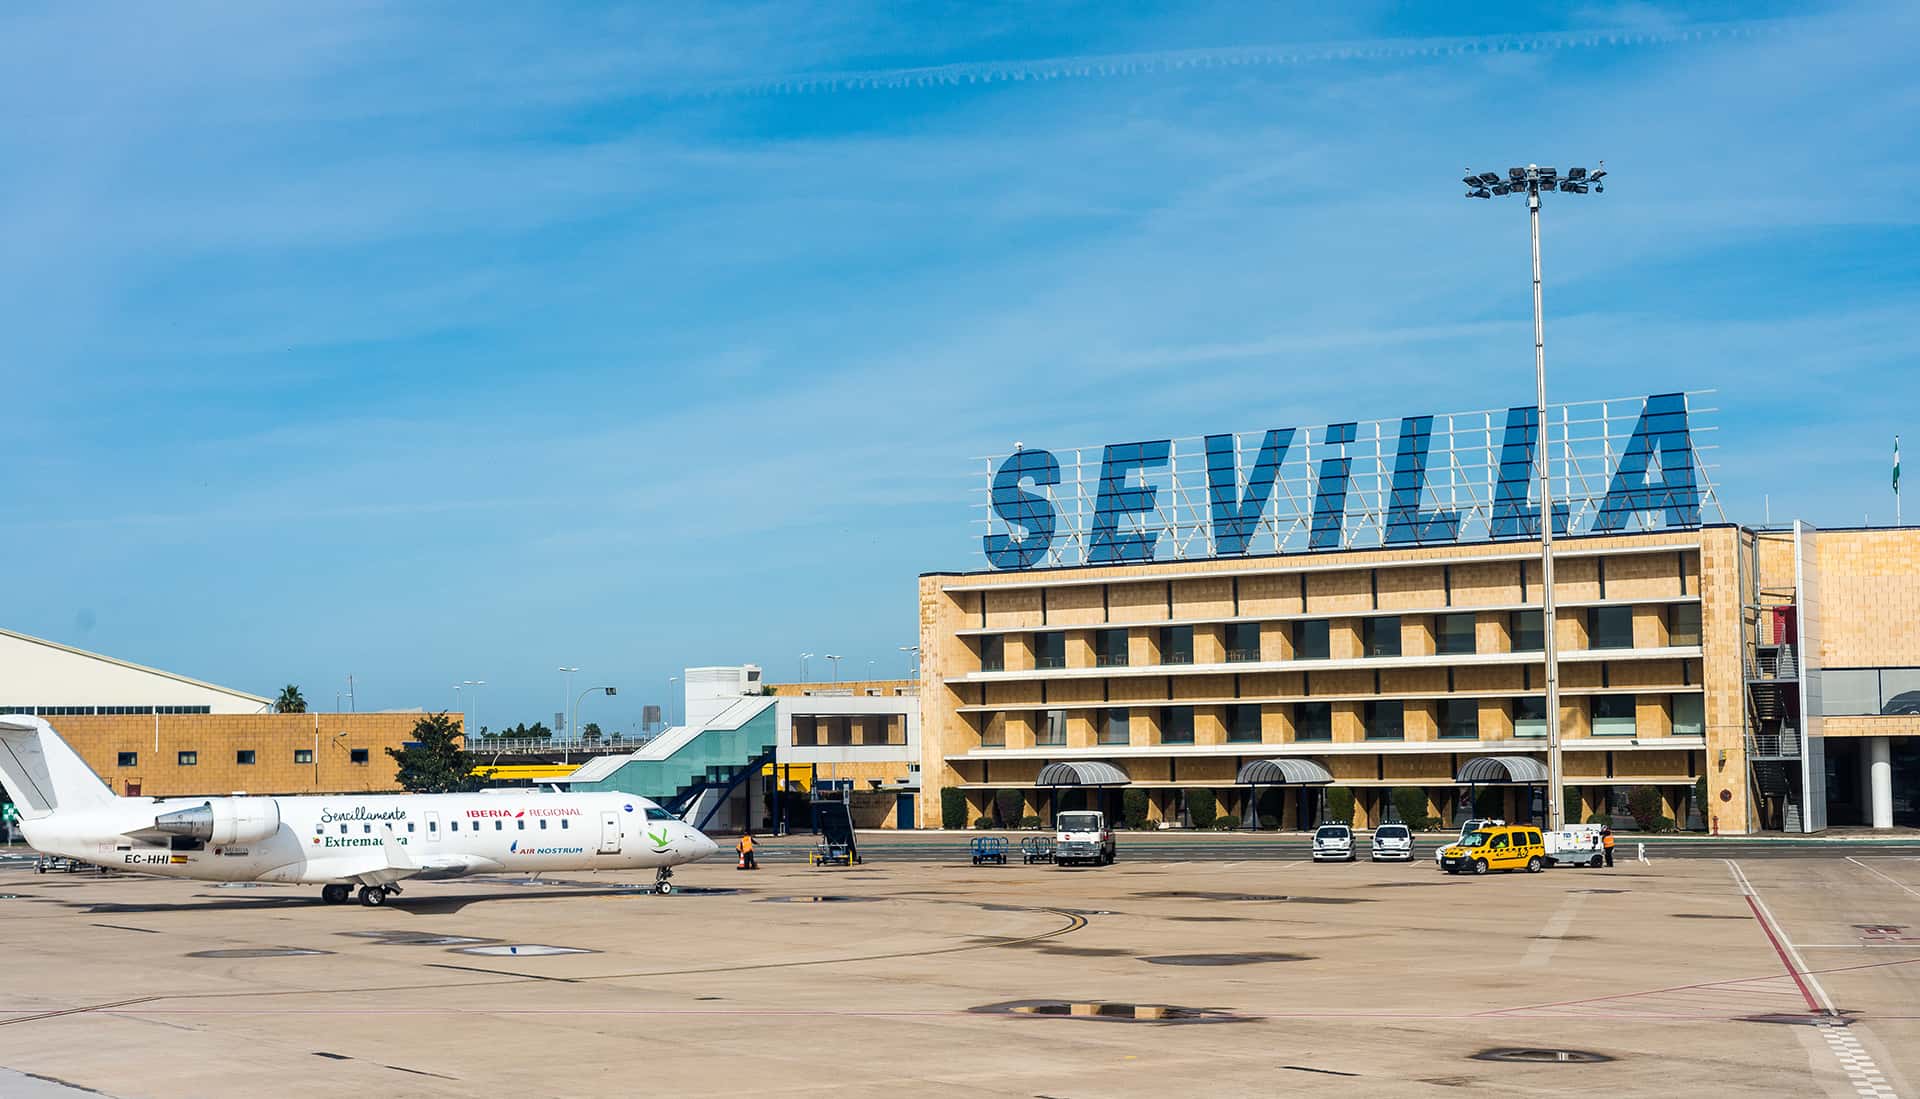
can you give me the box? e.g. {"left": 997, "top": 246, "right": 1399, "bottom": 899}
{"left": 1460, "top": 831, "right": 1495, "bottom": 847}
{"left": 1376, "top": 826, "right": 1410, "bottom": 838}
{"left": 1057, "top": 813, "right": 1102, "bottom": 832}
{"left": 1315, "top": 826, "right": 1350, "bottom": 839}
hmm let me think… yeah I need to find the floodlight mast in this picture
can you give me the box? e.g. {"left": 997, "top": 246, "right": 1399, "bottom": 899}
{"left": 1461, "top": 161, "right": 1605, "bottom": 832}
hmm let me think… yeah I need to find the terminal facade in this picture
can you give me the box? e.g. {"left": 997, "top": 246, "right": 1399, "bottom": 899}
{"left": 912, "top": 393, "right": 1919, "bottom": 833}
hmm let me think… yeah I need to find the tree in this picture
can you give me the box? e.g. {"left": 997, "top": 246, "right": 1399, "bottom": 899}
{"left": 940, "top": 788, "right": 968, "bottom": 830}
{"left": 386, "top": 713, "right": 484, "bottom": 793}
{"left": 1184, "top": 788, "right": 1218, "bottom": 829}
{"left": 581, "top": 722, "right": 603, "bottom": 742}
{"left": 274, "top": 684, "right": 307, "bottom": 714}
{"left": 1326, "top": 787, "right": 1355, "bottom": 824}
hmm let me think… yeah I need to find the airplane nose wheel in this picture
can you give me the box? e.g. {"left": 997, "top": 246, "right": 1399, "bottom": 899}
{"left": 322, "top": 884, "right": 351, "bottom": 905}
{"left": 654, "top": 868, "right": 675, "bottom": 896}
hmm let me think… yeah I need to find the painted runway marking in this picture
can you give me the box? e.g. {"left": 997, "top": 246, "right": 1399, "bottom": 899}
{"left": 1521, "top": 890, "right": 1586, "bottom": 967}
{"left": 1818, "top": 1022, "right": 1901, "bottom": 1099}
{"left": 1725, "top": 859, "right": 1832, "bottom": 1013}
{"left": 1847, "top": 856, "right": 1920, "bottom": 901}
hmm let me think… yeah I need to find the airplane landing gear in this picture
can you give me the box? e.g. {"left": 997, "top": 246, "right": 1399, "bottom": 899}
{"left": 357, "top": 885, "right": 395, "bottom": 907}
{"left": 654, "top": 867, "right": 675, "bottom": 896}
{"left": 322, "top": 883, "right": 351, "bottom": 905}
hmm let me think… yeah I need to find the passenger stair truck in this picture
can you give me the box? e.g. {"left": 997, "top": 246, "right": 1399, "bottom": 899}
{"left": 1543, "top": 824, "right": 1606, "bottom": 868}
{"left": 808, "top": 791, "right": 861, "bottom": 866}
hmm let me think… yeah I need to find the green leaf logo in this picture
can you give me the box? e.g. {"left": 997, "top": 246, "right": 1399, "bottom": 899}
{"left": 647, "top": 828, "right": 671, "bottom": 851}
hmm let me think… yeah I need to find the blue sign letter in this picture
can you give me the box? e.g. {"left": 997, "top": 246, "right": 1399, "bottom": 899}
{"left": 1594, "top": 393, "right": 1700, "bottom": 531}
{"left": 1309, "top": 422, "right": 1356, "bottom": 551}
{"left": 984, "top": 448, "right": 1060, "bottom": 568}
{"left": 1206, "top": 429, "right": 1293, "bottom": 555}
{"left": 1491, "top": 406, "right": 1569, "bottom": 539}
{"left": 1091, "top": 440, "right": 1170, "bottom": 563}
{"left": 1384, "top": 415, "right": 1461, "bottom": 545}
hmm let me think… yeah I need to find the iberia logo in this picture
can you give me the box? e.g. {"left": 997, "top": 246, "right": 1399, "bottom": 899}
{"left": 646, "top": 828, "right": 671, "bottom": 853}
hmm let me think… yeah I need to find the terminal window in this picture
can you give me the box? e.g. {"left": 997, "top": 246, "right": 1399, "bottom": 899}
{"left": 1436, "top": 613, "right": 1477, "bottom": 656}
{"left": 1440, "top": 698, "right": 1479, "bottom": 739}
{"left": 1034, "top": 632, "right": 1066, "bottom": 669}
{"left": 1363, "top": 700, "right": 1404, "bottom": 739}
{"left": 1094, "top": 629, "right": 1129, "bottom": 667}
{"left": 1097, "top": 708, "right": 1130, "bottom": 745}
{"left": 1294, "top": 701, "right": 1332, "bottom": 741}
{"left": 979, "top": 635, "right": 1004, "bottom": 672}
{"left": 1587, "top": 606, "right": 1634, "bottom": 650}
{"left": 293, "top": 749, "right": 313, "bottom": 764}
{"left": 1225, "top": 622, "right": 1260, "bottom": 663}
{"left": 350, "top": 748, "right": 369, "bottom": 764}
{"left": 1672, "top": 694, "right": 1705, "bottom": 736}
{"left": 1509, "top": 610, "right": 1544, "bottom": 652}
{"left": 1591, "top": 694, "right": 1637, "bottom": 736}
{"left": 1036, "top": 709, "right": 1066, "bottom": 746}
{"left": 1513, "top": 697, "right": 1547, "bottom": 737}
{"left": 236, "top": 750, "right": 255, "bottom": 765}
{"left": 1364, "top": 617, "right": 1402, "bottom": 658}
{"left": 1293, "top": 620, "right": 1330, "bottom": 660}
{"left": 116, "top": 751, "right": 137, "bottom": 767}
{"left": 1159, "top": 626, "right": 1194, "bottom": 665}
{"left": 1668, "top": 603, "right": 1702, "bottom": 647}
{"left": 1226, "top": 704, "right": 1261, "bottom": 743}
{"left": 1159, "top": 705, "right": 1196, "bottom": 744}
{"left": 177, "top": 751, "right": 197, "bottom": 766}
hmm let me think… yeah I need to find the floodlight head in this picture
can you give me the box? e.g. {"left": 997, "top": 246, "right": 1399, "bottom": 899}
{"left": 1478, "top": 172, "right": 1499, "bottom": 185}
{"left": 1590, "top": 167, "right": 1607, "bottom": 181}
{"left": 1568, "top": 166, "right": 1587, "bottom": 181}
{"left": 1509, "top": 167, "right": 1526, "bottom": 182}
{"left": 1469, "top": 188, "right": 1491, "bottom": 199}
{"left": 1492, "top": 183, "right": 1511, "bottom": 196}
{"left": 1593, "top": 183, "right": 1604, "bottom": 193}
{"left": 1462, "top": 173, "right": 1481, "bottom": 186}
{"left": 1538, "top": 167, "right": 1557, "bottom": 184}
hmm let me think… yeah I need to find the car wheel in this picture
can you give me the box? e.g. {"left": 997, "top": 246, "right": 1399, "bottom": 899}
{"left": 1472, "top": 858, "right": 1489, "bottom": 876}
{"left": 1526, "top": 856, "right": 1543, "bottom": 873}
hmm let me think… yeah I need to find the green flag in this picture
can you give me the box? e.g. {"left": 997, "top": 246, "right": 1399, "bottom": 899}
{"left": 1896, "top": 435, "right": 1902, "bottom": 494}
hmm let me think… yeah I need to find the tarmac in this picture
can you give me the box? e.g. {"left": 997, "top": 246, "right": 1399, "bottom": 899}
{"left": 1, "top": 836, "right": 1916, "bottom": 1098}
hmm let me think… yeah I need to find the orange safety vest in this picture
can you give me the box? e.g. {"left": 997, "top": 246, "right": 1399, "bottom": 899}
{"left": 738, "top": 835, "right": 755, "bottom": 853}
{"left": 1602, "top": 832, "right": 1615, "bottom": 849}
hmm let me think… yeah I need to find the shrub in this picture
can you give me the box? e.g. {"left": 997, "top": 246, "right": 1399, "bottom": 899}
{"left": 1122, "top": 788, "right": 1150, "bottom": 831}
{"left": 1643, "top": 814, "right": 1677, "bottom": 834}
{"left": 1019, "top": 815, "right": 1043, "bottom": 830}
{"left": 1326, "top": 787, "right": 1354, "bottom": 824}
{"left": 1390, "top": 788, "right": 1434, "bottom": 831}
{"left": 1257, "top": 815, "right": 1280, "bottom": 831}
{"left": 1185, "top": 788, "right": 1218, "bottom": 829}
{"left": 1472, "top": 787, "right": 1504, "bottom": 818}
{"left": 1693, "top": 776, "right": 1709, "bottom": 830}
{"left": 994, "top": 789, "right": 1024, "bottom": 827}
{"left": 940, "top": 788, "right": 968, "bottom": 830}
{"left": 1212, "top": 817, "right": 1236, "bottom": 831}
{"left": 972, "top": 816, "right": 994, "bottom": 830}
{"left": 1562, "top": 786, "right": 1581, "bottom": 823}
{"left": 1626, "top": 785, "right": 1666, "bottom": 832}
{"left": 1585, "top": 811, "right": 1613, "bottom": 826}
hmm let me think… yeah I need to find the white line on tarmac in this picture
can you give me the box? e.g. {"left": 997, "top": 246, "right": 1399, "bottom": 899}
{"left": 1847, "top": 855, "right": 1920, "bottom": 901}
{"left": 1521, "top": 890, "right": 1586, "bottom": 967}
{"left": 1725, "top": 860, "right": 1836, "bottom": 1013}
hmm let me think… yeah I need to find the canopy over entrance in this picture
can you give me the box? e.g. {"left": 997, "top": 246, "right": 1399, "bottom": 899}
{"left": 1235, "top": 758, "right": 1334, "bottom": 786}
{"left": 1036, "top": 761, "right": 1130, "bottom": 787}
{"left": 1456, "top": 755, "right": 1551, "bottom": 785}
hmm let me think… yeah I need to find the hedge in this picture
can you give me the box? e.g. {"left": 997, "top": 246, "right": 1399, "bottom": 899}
{"left": 940, "top": 788, "right": 968, "bottom": 830}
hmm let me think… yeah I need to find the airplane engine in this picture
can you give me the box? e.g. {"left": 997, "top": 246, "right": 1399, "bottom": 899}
{"left": 154, "top": 798, "right": 282, "bottom": 846}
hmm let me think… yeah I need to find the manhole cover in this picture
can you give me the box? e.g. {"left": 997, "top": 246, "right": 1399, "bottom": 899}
{"left": 1471, "top": 1048, "right": 1613, "bottom": 1064}
{"left": 188, "top": 948, "right": 333, "bottom": 958}
{"left": 340, "top": 930, "right": 499, "bottom": 946}
{"left": 453, "top": 944, "right": 595, "bottom": 956}
{"left": 756, "top": 895, "right": 877, "bottom": 904}
{"left": 970, "top": 999, "right": 1246, "bottom": 1025}
{"left": 1135, "top": 891, "right": 1291, "bottom": 902}
{"left": 1141, "top": 952, "right": 1309, "bottom": 966}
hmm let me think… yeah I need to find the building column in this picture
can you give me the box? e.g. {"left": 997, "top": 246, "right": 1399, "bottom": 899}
{"left": 1859, "top": 743, "right": 1878, "bottom": 826}
{"left": 1870, "top": 736, "right": 1894, "bottom": 830}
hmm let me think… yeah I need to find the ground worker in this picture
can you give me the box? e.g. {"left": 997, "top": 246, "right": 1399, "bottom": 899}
{"left": 737, "top": 830, "right": 758, "bottom": 871}
{"left": 1601, "top": 824, "right": 1615, "bottom": 868}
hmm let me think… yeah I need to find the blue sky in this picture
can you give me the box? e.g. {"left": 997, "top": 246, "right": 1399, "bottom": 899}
{"left": 3, "top": 2, "right": 1915, "bottom": 730}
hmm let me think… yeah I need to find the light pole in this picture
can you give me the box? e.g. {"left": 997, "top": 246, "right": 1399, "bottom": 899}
{"left": 800, "top": 652, "right": 814, "bottom": 682}
{"left": 570, "top": 686, "right": 616, "bottom": 763}
{"left": 1463, "top": 161, "right": 1605, "bottom": 831}
{"left": 462, "top": 680, "right": 486, "bottom": 738}
{"left": 557, "top": 666, "right": 578, "bottom": 736}
{"left": 668, "top": 676, "right": 680, "bottom": 727}
{"left": 825, "top": 654, "right": 843, "bottom": 683}
{"left": 900, "top": 645, "right": 920, "bottom": 677}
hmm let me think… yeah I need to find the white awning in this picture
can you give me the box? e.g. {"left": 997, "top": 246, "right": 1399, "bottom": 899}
{"left": 1234, "top": 758, "right": 1335, "bottom": 786}
{"left": 1035, "top": 761, "right": 1130, "bottom": 787}
{"left": 1456, "top": 755, "right": 1552, "bottom": 784}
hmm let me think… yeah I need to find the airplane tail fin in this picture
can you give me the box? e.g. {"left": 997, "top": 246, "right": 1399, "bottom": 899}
{"left": 0, "top": 715, "right": 118, "bottom": 820}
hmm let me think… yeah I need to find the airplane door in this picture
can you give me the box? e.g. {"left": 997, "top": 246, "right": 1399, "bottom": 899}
{"left": 598, "top": 811, "right": 621, "bottom": 854}
{"left": 424, "top": 811, "right": 440, "bottom": 847}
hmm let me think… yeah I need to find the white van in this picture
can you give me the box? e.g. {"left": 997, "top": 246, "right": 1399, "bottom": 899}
{"left": 1543, "top": 824, "right": 1606, "bottom": 868}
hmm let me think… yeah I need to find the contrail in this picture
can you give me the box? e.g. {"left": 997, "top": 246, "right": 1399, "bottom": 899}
{"left": 696, "top": 19, "right": 1791, "bottom": 98}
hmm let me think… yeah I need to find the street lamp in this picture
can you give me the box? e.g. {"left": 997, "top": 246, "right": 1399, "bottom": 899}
{"left": 799, "top": 652, "right": 814, "bottom": 682}
{"left": 1462, "top": 160, "right": 1606, "bottom": 831}
{"left": 825, "top": 654, "right": 843, "bottom": 683}
{"left": 557, "top": 666, "right": 578, "bottom": 736}
{"left": 900, "top": 645, "right": 920, "bottom": 677}
{"left": 668, "top": 675, "right": 680, "bottom": 727}
{"left": 570, "top": 686, "right": 617, "bottom": 763}
{"left": 461, "top": 680, "right": 486, "bottom": 738}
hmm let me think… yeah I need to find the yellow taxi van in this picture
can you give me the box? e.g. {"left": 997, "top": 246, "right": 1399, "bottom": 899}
{"left": 1438, "top": 824, "right": 1547, "bottom": 875}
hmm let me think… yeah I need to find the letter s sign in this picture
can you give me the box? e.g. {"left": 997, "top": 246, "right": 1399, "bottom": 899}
{"left": 984, "top": 448, "right": 1060, "bottom": 569}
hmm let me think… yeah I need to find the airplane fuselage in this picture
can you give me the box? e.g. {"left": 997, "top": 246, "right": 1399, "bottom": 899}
{"left": 20, "top": 790, "right": 714, "bottom": 885}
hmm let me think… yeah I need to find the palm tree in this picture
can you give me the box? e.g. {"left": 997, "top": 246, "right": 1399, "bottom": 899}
{"left": 274, "top": 684, "right": 307, "bottom": 714}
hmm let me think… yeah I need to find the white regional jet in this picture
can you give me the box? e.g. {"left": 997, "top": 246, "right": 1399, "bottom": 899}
{"left": 0, "top": 715, "right": 719, "bottom": 905}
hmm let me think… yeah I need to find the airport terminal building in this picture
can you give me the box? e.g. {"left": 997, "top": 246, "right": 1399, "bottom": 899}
{"left": 914, "top": 394, "right": 1920, "bottom": 833}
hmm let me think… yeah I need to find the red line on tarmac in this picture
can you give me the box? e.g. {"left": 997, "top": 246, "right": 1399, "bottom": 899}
{"left": 1743, "top": 894, "right": 1821, "bottom": 1013}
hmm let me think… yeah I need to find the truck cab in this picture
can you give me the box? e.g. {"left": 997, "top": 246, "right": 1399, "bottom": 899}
{"left": 1054, "top": 811, "right": 1115, "bottom": 866}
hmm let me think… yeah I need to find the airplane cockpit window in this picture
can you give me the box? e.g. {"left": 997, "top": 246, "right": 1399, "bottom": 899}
{"left": 645, "top": 807, "right": 677, "bottom": 821}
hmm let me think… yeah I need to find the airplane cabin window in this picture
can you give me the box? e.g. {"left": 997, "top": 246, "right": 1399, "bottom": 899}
{"left": 494, "top": 821, "right": 502, "bottom": 830}
{"left": 540, "top": 819, "right": 547, "bottom": 830}
{"left": 406, "top": 823, "right": 415, "bottom": 832}
{"left": 339, "top": 825, "right": 348, "bottom": 834}
{"left": 363, "top": 825, "right": 371, "bottom": 833}
{"left": 561, "top": 820, "right": 569, "bottom": 829}
{"left": 517, "top": 820, "right": 525, "bottom": 830}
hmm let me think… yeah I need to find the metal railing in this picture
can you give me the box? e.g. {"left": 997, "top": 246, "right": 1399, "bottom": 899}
{"left": 469, "top": 736, "right": 649, "bottom": 755}
{"left": 1745, "top": 728, "right": 1802, "bottom": 759}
